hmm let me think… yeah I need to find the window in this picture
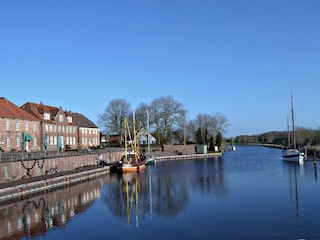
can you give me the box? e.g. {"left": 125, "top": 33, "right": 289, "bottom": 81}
{"left": 16, "top": 137, "right": 20, "bottom": 147}
{"left": 25, "top": 122, "right": 29, "bottom": 132}
{"left": 44, "top": 112, "right": 50, "bottom": 120}
{"left": 45, "top": 124, "right": 49, "bottom": 132}
{"left": 59, "top": 115, "right": 64, "bottom": 122}
{"left": 16, "top": 121, "right": 20, "bottom": 131}
{"left": 67, "top": 116, "right": 72, "bottom": 123}
{"left": 6, "top": 136, "right": 10, "bottom": 148}
{"left": 49, "top": 125, "right": 53, "bottom": 132}
{"left": 33, "top": 137, "right": 37, "bottom": 146}
{"left": 33, "top": 123, "right": 36, "bottom": 132}
{"left": 6, "top": 120, "right": 10, "bottom": 131}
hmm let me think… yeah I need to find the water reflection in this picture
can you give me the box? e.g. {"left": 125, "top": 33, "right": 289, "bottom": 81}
{"left": 0, "top": 176, "right": 109, "bottom": 239}
{"left": 282, "top": 160, "right": 320, "bottom": 234}
{"left": 284, "top": 162, "right": 301, "bottom": 229}
{"left": 104, "top": 157, "right": 225, "bottom": 225}
{"left": 193, "top": 158, "right": 227, "bottom": 197}
{"left": 5, "top": 147, "right": 320, "bottom": 240}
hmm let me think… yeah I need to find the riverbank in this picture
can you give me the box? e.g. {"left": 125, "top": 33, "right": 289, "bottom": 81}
{"left": 0, "top": 165, "right": 110, "bottom": 203}
{"left": 0, "top": 151, "right": 222, "bottom": 203}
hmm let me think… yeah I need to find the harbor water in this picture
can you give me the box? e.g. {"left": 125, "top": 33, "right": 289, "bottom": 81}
{"left": 2, "top": 145, "right": 320, "bottom": 239}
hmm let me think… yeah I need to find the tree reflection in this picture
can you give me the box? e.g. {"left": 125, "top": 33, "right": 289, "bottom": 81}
{"left": 104, "top": 158, "right": 228, "bottom": 224}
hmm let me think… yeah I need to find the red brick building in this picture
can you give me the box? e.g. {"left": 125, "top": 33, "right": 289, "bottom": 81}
{"left": 0, "top": 98, "right": 41, "bottom": 152}
{"left": 21, "top": 102, "right": 100, "bottom": 151}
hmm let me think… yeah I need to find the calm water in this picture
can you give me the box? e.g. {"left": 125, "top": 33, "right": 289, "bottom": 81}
{"left": 3, "top": 145, "right": 320, "bottom": 239}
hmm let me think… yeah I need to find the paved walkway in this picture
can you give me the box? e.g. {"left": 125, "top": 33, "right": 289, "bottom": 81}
{"left": 0, "top": 165, "right": 104, "bottom": 189}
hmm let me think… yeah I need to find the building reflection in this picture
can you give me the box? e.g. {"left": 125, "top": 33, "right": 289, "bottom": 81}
{"left": 0, "top": 176, "right": 110, "bottom": 240}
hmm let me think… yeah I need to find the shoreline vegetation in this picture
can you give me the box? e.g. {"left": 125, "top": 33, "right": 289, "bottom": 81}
{"left": 236, "top": 143, "right": 320, "bottom": 160}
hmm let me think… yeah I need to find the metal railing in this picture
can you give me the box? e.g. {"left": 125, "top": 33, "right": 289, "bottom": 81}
{"left": 0, "top": 147, "right": 122, "bottom": 163}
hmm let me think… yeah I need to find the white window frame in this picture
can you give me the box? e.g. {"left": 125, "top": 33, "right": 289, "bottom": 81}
{"left": 6, "top": 136, "right": 10, "bottom": 148}
{"left": 16, "top": 137, "right": 20, "bottom": 147}
{"left": 6, "top": 120, "right": 10, "bottom": 131}
{"left": 44, "top": 112, "right": 50, "bottom": 120}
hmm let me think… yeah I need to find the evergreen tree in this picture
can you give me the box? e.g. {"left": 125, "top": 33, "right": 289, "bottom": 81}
{"left": 196, "top": 127, "right": 203, "bottom": 144}
{"left": 209, "top": 136, "right": 215, "bottom": 151}
{"left": 216, "top": 131, "right": 222, "bottom": 150}
{"left": 204, "top": 127, "right": 208, "bottom": 145}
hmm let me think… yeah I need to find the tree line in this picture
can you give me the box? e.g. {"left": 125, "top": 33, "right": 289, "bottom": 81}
{"left": 97, "top": 95, "right": 229, "bottom": 148}
{"left": 235, "top": 126, "right": 320, "bottom": 147}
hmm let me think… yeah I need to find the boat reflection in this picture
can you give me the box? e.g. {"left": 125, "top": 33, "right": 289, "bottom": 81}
{"left": 105, "top": 157, "right": 226, "bottom": 225}
{"left": 282, "top": 160, "right": 320, "bottom": 233}
{"left": 284, "top": 162, "right": 301, "bottom": 228}
{"left": 0, "top": 176, "right": 109, "bottom": 239}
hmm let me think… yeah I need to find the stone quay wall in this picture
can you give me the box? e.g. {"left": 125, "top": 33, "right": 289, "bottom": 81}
{"left": 0, "top": 151, "right": 122, "bottom": 184}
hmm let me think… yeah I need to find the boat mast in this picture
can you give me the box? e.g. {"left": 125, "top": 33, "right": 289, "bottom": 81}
{"left": 291, "top": 93, "right": 296, "bottom": 149}
{"left": 124, "top": 118, "right": 128, "bottom": 162}
{"left": 147, "top": 111, "right": 150, "bottom": 155}
{"left": 133, "top": 111, "right": 138, "bottom": 158}
{"left": 287, "top": 116, "right": 291, "bottom": 148}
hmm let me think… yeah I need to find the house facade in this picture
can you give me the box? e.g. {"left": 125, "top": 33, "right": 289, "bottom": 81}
{"left": 66, "top": 112, "right": 100, "bottom": 149}
{"left": 0, "top": 98, "right": 101, "bottom": 152}
{"left": 137, "top": 128, "right": 156, "bottom": 145}
{"left": 21, "top": 102, "right": 79, "bottom": 151}
{"left": 0, "top": 98, "right": 41, "bottom": 152}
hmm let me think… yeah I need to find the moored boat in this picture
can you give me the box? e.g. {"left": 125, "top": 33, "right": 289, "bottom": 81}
{"left": 282, "top": 94, "right": 304, "bottom": 164}
{"left": 116, "top": 116, "right": 147, "bottom": 173}
{"left": 145, "top": 155, "right": 155, "bottom": 165}
{"left": 282, "top": 148, "right": 304, "bottom": 163}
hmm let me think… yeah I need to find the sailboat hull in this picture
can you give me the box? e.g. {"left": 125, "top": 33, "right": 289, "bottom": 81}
{"left": 282, "top": 149, "right": 304, "bottom": 163}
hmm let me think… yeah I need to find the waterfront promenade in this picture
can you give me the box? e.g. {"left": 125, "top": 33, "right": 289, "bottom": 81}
{"left": 0, "top": 144, "right": 222, "bottom": 203}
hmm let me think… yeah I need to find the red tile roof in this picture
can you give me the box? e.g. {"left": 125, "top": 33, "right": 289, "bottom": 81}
{"left": 21, "top": 102, "right": 60, "bottom": 122}
{"left": 0, "top": 97, "right": 39, "bottom": 121}
{"left": 67, "top": 112, "right": 98, "bottom": 128}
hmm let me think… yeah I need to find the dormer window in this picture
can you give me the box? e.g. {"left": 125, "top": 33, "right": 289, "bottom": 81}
{"left": 59, "top": 115, "right": 64, "bottom": 122}
{"left": 67, "top": 116, "right": 72, "bottom": 123}
{"left": 44, "top": 112, "right": 50, "bottom": 120}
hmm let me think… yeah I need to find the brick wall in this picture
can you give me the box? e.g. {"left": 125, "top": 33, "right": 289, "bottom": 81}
{"left": 0, "top": 151, "right": 122, "bottom": 184}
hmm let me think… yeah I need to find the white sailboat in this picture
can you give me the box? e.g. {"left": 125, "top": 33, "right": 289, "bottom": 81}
{"left": 282, "top": 94, "right": 304, "bottom": 164}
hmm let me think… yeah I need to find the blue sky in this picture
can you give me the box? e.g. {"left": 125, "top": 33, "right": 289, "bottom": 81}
{"left": 1, "top": 0, "right": 319, "bottom": 137}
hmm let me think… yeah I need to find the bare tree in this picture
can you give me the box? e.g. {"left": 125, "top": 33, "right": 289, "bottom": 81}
{"left": 150, "top": 95, "right": 185, "bottom": 144}
{"left": 213, "top": 112, "right": 229, "bottom": 135}
{"left": 195, "top": 113, "right": 217, "bottom": 140}
{"left": 188, "top": 113, "right": 229, "bottom": 143}
{"left": 135, "top": 103, "right": 150, "bottom": 132}
{"left": 97, "top": 99, "right": 131, "bottom": 144}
